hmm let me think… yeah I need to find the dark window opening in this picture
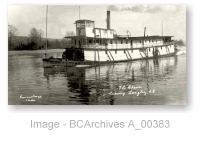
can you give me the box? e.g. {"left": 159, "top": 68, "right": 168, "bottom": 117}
{"left": 89, "top": 39, "right": 92, "bottom": 44}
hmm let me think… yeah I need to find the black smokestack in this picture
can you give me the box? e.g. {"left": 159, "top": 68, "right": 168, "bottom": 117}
{"left": 107, "top": 11, "right": 110, "bottom": 29}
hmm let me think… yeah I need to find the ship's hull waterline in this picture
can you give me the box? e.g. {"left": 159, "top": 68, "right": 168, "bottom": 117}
{"left": 43, "top": 44, "right": 177, "bottom": 68}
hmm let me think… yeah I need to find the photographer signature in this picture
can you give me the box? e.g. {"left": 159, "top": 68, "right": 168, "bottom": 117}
{"left": 19, "top": 94, "right": 42, "bottom": 102}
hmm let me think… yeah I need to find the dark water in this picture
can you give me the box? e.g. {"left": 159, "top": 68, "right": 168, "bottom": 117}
{"left": 8, "top": 49, "right": 186, "bottom": 105}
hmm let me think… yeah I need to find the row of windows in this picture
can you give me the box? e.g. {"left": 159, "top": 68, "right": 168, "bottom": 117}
{"left": 94, "top": 29, "right": 113, "bottom": 35}
{"left": 104, "top": 46, "right": 172, "bottom": 55}
{"left": 72, "top": 39, "right": 164, "bottom": 45}
{"left": 108, "top": 39, "right": 163, "bottom": 44}
{"left": 76, "top": 22, "right": 94, "bottom": 28}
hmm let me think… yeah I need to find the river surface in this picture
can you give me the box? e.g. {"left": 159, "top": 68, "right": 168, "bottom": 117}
{"left": 8, "top": 48, "right": 186, "bottom": 105}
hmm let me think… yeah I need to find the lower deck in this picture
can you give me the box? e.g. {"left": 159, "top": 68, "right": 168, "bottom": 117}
{"left": 43, "top": 44, "right": 177, "bottom": 68}
{"left": 59, "top": 42, "right": 176, "bottom": 62}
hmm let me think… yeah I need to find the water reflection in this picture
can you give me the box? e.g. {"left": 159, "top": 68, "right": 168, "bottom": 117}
{"left": 43, "top": 56, "right": 179, "bottom": 105}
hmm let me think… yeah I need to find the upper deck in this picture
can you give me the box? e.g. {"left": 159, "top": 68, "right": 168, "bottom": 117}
{"left": 65, "top": 11, "right": 174, "bottom": 49}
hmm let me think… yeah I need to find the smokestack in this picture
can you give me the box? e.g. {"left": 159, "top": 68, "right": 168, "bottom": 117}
{"left": 107, "top": 11, "right": 110, "bottom": 29}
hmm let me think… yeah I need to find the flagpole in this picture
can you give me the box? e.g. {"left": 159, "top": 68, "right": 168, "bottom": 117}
{"left": 45, "top": 5, "right": 48, "bottom": 58}
{"left": 161, "top": 21, "right": 163, "bottom": 37}
{"left": 79, "top": 6, "right": 80, "bottom": 20}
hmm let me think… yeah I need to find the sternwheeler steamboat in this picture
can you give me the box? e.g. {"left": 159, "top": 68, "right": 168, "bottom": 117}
{"left": 43, "top": 10, "right": 178, "bottom": 68}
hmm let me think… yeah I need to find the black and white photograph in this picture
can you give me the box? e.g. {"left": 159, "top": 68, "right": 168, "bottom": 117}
{"left": 8, "top": 4, "right": 186, "bottom": 105}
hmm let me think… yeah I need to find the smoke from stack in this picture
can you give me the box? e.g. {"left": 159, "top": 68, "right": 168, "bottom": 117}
{"left": 107, "top": 5, "right": 181, "bottom": 14}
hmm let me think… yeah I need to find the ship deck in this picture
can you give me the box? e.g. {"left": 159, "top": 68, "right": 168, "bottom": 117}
{"left": 43, "top": 52, "right": 177, "bottom": 68}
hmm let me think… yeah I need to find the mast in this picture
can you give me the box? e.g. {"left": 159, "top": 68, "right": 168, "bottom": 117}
{"left": 161, "top": 21, "right": 163, "bottom": 37}
{"left": 143, "top": 26, "right": 146, "bottom": 48}
{"left": 79, "top": 6, "right": 80, "bottom": 20}
{"left": 45, "top": 5, "right": 48, "bottom": 58}
{"left": 144, "top": 26, "right": 146, "bottom": 37}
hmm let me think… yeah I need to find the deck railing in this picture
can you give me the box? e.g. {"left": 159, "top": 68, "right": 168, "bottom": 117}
{"left": 66, "top": 41, "right": 176, "bottom": 50}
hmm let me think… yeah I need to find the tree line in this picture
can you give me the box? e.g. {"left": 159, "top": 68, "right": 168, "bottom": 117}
{"left": 8, "top": 25, "right": 73, "bottom": 50}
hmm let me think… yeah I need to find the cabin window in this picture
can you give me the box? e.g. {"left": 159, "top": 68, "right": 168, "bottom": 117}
{"left": 126, "top": 40, "right": 128, "bottom": 44}
{"left": 115, "top": 50, "right": 117, "bottom": 54}
{"left": 89, "top": 39, "right": 92, "bottom": 44}
{"left": 110, "top": 40, "right": 113, "bottom": 44}
{"left": 78, "top": 40, "right": 81, "bottom": 48}
{"left": 75, "top": 39, "right": 76, "bottom": 45}
{"left": 121, "top": 40, "right": 123, "bottom": 44}
{"left": 103, "top": 39, "right": 106, "bottom": 45}
{"left": 149, "top": 48, "right": 151, "bottom": 51}
{"left": 131, "top": 40, "right": 133, "bottom": 46}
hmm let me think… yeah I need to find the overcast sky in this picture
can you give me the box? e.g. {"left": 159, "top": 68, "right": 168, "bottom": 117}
{"left": 8, "top": 5, "right": 186, "bottom": 41}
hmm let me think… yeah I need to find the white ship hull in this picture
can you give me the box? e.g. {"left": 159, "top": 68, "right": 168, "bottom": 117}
{"left": 84, "top": 44, "right": 175, "bottom": 62}
{"left": 43, "top": 43, "right": 177, "bottom": 68}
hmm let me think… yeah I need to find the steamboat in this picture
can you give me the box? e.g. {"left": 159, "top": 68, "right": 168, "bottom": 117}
{"left": 43, "top": 10, "right": 177, "bottom": 68}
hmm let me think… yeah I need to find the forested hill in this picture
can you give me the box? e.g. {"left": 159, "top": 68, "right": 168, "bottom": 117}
{"left": 8, "top": 36, "right": 69, "bottom": 50}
